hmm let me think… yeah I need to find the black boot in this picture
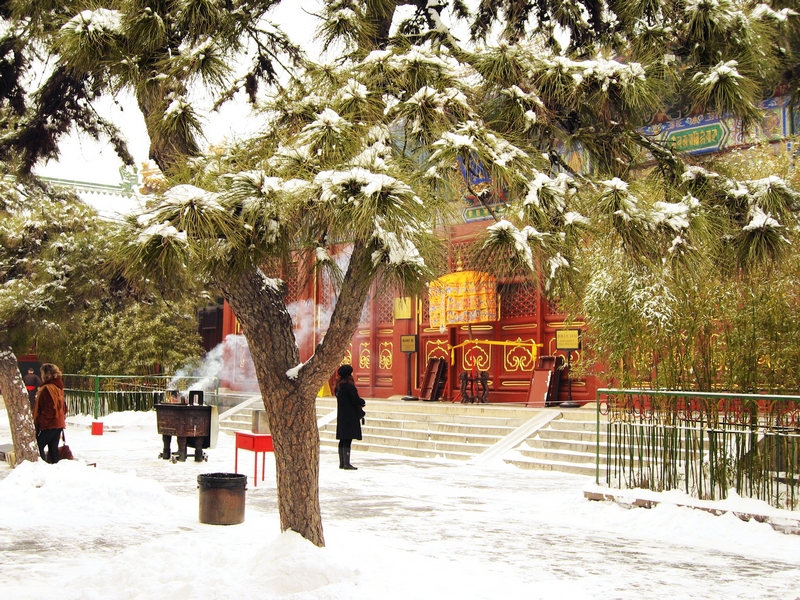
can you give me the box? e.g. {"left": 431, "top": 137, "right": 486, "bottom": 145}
{"left": 343, "top": 448, "right": 357, "bottom": 470}
{"left": 338, "top": 446, "right": 345, "bottom": 469}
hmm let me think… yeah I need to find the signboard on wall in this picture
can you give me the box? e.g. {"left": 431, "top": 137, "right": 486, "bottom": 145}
{"left": 556, "top": 329, "right": 581, "bottom": 351}
{"left": 394, "top": 297, "right": 412, "bottom": 320}
{"left": 400, "top": 335, "right": 418, "bottom": 354}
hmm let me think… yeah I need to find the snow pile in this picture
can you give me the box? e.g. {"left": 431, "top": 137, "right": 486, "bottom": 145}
{"left": 0, "top": 459, "right": 185, "bottom": 529}
{"left": 1, "top": 408, "right": 799, "bottom": 599}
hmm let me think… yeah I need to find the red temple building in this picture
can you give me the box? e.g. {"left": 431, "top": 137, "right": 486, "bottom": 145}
{"left": 217, "top": 216, "right": 597, "bottom": 406}
{"left": 214, "top": 92, "right": 797, "bottom": 404}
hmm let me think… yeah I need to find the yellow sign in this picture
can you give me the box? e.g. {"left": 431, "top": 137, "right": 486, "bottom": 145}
{"left": 400, "top": 335, "right": 418, "bottom": 353}
{"left": 556, "top": 329, "right": 581, "bottom": 351}
{"left": 394, "top": 297, "right": 412, "bottom": 320}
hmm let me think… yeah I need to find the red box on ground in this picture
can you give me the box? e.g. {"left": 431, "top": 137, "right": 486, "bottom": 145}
{"left": 91, "top": 421, "right": 103, "bottom": 436}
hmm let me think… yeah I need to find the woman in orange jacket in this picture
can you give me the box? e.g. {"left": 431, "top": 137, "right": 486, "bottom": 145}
{"left": 33, "top": 363, "right": 67, "bottom": 463}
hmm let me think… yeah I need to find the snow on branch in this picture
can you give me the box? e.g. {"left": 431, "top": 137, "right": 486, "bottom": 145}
{"left": 742, "top": 206, "right": 782, "bottom": 233}
{"left": 751, "top": 4, "right": 798, "bottom": 22}
{"left": 524, "top": 172, "right": 575, "bottom": 211}
{"left": 299, "top": 108, "right": 352, "bottom": 138}
{"left": 314, "top": 168, "right": 416, "bottom": 205}
{"left": 163, "top": 184, "right": 223, "bottom": 212}
{"left": 484, "top": 219, "right": 539, "bottom": 271}
{"left": 537, "top": 54, "right": 647, "bottom": 91}
{"left": 61, "top": 9, "right": 123, "bottom": 35}
{"left": 371, "top": 221, "right": 426, "bottom": 268}
{"left": 692, "top": 60, "right": 743, "bottom": 88}
{"left": 137, "top": 222, "right": 187, "bottom": 245}
{"left": 429, "top": 120, "right": 528, "bottom": 178}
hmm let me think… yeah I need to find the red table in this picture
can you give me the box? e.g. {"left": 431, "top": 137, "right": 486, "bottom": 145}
{"left": 234, "top": 431, "right": 274, "bottom": 486}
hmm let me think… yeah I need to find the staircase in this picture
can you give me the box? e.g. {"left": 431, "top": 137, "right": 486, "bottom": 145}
{"left": 218, "top": 394, "right": 608, "bottom": 476}
{"left": 503, "top": 405, "right": 606, "bottom": 477}
{"left": 317, "top": 396, "right": 541, "bottom": 460}
{"left": 217, "top": 394, "right": 263, "bottom": 434}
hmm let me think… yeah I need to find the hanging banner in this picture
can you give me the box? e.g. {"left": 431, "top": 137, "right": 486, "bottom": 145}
{"left": 429, "top": 271, "right": 498, "bottom": 329}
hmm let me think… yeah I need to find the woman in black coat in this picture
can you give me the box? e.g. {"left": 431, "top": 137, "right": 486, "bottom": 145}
{"left": 335, "top": 364, "right": 365, "bottom": 470}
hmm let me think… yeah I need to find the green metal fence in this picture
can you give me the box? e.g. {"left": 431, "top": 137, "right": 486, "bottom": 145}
{"left": 596, "top": 389, "right": 800, "bottom": 511}
{"left": 63, "top": 374, "right": 220, "bottom": 420}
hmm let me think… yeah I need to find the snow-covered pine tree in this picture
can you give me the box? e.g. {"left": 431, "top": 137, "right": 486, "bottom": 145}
{"left": 0, "top": 183, "right": 110, "bottom": 462}
{"left": 3, "top": 0, "right": 798, "bottom": 546}
{"left": 0, "top": 1, "right": 302, "bottom": 175}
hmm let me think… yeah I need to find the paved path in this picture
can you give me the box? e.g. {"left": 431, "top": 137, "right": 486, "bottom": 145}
{"left": 1, "top": 415, "right": 799, "bottom": 599}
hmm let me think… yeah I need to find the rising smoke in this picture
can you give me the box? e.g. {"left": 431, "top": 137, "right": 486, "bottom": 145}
{"left": 171, "top": 248, "right": 352, "bottom": 393}
{"left": 170, "top": 334, "right": 259, "bottom": 392}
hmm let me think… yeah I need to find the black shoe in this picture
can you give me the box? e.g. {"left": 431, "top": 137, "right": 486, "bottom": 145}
{"left": 343, "top": 464, "right": 358, "bottom": 470}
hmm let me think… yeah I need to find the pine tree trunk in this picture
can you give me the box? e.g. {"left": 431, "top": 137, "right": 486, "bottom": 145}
{"left": 253, "top": 368, "right": 323, "bottom": 546}
{"left": 218, "top": 266, "right": 325, "bottom": 546}
{"left": 216, "top": 245, "right": 375, "bottom": 548}
{"left": 0, "top": 343, "right": 39, "bottom": 463}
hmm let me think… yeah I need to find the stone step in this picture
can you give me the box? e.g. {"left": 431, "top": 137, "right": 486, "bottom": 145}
{"left": 321, "top": 424, "right": 502, "bottom": 447}
{"left": 321, "top": 438, "right": 475, "bottom": 461}
{"left": 521, "top": 434, "right": 705, "bottom": 462}
{"left": 515, "top": 445, "right": 599, "bottom": 465}
{"left": 548, "top": 419, "right": 600, "bottom": 432}
{"left": 553, "top": 408, "right": 600, "bottom": 422}
{"left": 524, "top": 437, "right": 605, "bottom": 455}
{"left": 321, "top": 429, "right": 492, "bottom": 455}
{"left": 427, "top": 422, "right": 520, "bottom": 436}
{"left": 219, "top": 396, "right": 612, "bottom": 473}
{"left": 319, "top": 397, "right": 539, "bottom": 417}
{"left": 505, "top": 456, "right": 598, "bottom": 477}
{"left": 223, "top": 413, "right": 253, "bottom": 424}
{"left": 535, "top": 428, "right": 608, "bottom": 443}
{"left": 357, "top": 411, "right": 531, "bottom": 428}
{"left": 341, "top": 417, "right": 520, "bottom": 437}
{"left": 219, "top": 404, "right": 261, "bottom": 434}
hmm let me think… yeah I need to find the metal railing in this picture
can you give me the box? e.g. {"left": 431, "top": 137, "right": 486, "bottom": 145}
{"left": 63, "top": 374, "right": 220, "bottom": 420}
{"left": 596, "top": 389, "right": 800, "bottom": 511}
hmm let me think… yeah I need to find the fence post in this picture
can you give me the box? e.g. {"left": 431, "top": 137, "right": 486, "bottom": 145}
{"left": 596, "top": 389, "right": 601, "bottom": 485}
{"left": 93, "top": 376, "right": 100, "bottom": 420}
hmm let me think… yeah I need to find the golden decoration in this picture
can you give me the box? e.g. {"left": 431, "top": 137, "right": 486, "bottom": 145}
{"left": 379, "top": 341, "right": 393, "bottom": 370}
{"left": 359, "top": 342, "right": 371, "bottom": 369}
{"left": 504, "top": 338, "right": 537, "bottom": 372}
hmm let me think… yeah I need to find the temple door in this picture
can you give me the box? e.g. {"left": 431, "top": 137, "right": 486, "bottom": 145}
{"left": 348, "top": 281, "right": 400, "bottom": 397}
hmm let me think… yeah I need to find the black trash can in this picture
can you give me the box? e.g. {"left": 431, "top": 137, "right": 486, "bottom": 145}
{"left": 197, "top": 473, "right": 247, "bottom": 525}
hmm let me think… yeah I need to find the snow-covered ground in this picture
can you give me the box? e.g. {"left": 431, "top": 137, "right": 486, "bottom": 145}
{"left": 1, "top": 408, "right": 799, "bottom": 599}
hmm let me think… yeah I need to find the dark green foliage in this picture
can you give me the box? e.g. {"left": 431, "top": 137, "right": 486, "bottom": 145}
{"left": 0, "top": 1, "right": 303, "bottom": 175}
{"left": 0, "top": 177, "right": 204, "bottom": 378}
{"left": 0, "top": 67, "right": 133, "bottom": 173}
{"left": 0, "top": 34, "right": 26, "bottom": 114}
{"left": 43, "top": 300, "right": 203, "bottom": 376}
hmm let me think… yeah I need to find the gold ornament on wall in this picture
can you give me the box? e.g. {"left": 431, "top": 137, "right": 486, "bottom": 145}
{"left": 504, "top": 338, "right": 537, "bottom": 372}
{"left": 379, "top": 341, "right": 393, "bottom": 370}
{"left": 359, "top": 342, "right": 371, "bottom": 369}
